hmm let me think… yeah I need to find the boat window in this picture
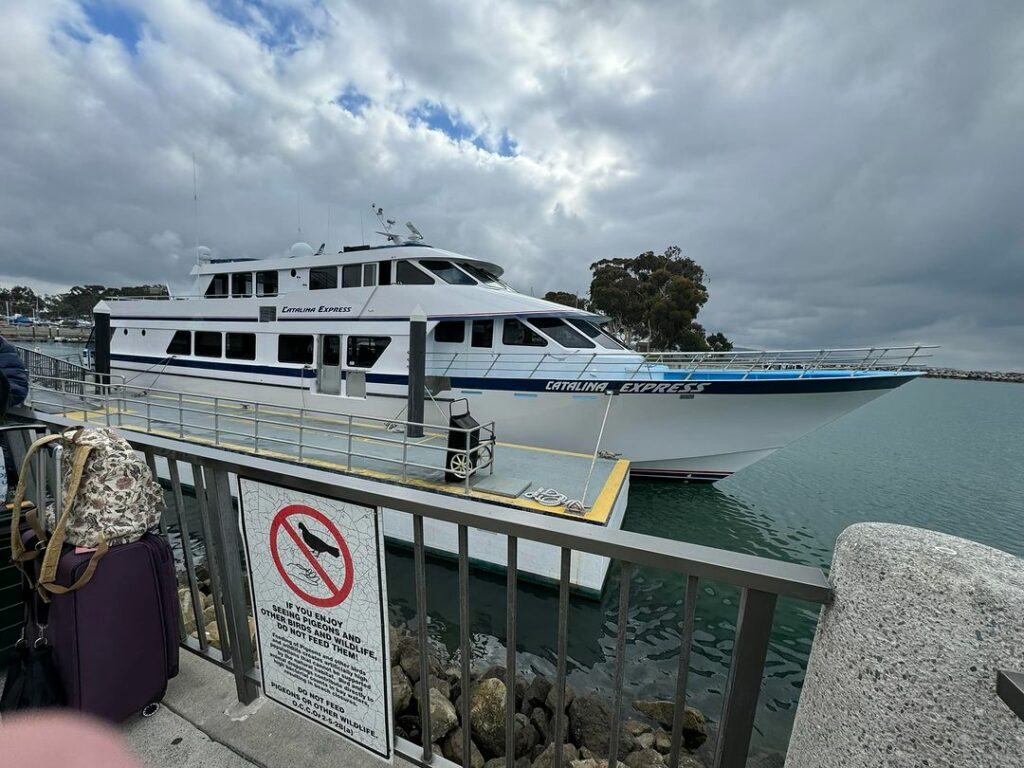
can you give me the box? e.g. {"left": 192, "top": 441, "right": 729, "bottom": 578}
{"left": 395, "top": 260, "right": 434, "bottom": 285}
{"left": 458, "top": 262, "right": 505, "bottom": 287}
{"left": 471, "top": 319, "right": 493, "bottom": 348}
{"left": 205, "top": 274, "right": 229, "bottom": 298}
{"left": 420, "top": 259, "right": 476, "bottom": 285}
{"left": 310, "top": 266, "right": 338, "bottom": 290}
{"left": 225, "top": 332, "right": 256, "bottom": 360}
{"left": 528, "top": 317, "right": 595, "bottom": 349}
{"left": 568, "top": 319, "right": 627, "bottom": 350}
{"left": 502, "top": 318, "right": 547, "bottom": 347}
{"left": 231, "top": 272, "right": 253, "bottom": 298}
{"left": 279, "top": 334, "right": 314, "bottom": 364}
{"left": 322, "top": 335, "right": 341, "bottom": 367}
{"left": 256, "top": 271, "right": 278, "bottom": 297}
{"left": 378, "top": 261, "right": 391, "bottom": 285}
{"left": 434, "top": 321, "right": 465, "bottom": 344}
{"left": 363, "top": 263, "right": 377, "bottom": 287}
{"left": 194, "top": 331, "right": 222, "bottom": 357}
{"left": 342, "top": 264, "right": 362, "bottom": 288}
{"left": 166, "top": 330, "right": 191, "bottom": 355}
{"left": 347, "top": 336, "right": 391, "bottom": 368}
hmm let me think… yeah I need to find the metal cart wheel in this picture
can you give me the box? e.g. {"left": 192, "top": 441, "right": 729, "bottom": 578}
{"left": 448, "top": 453, "right": 472, "bottom": 479}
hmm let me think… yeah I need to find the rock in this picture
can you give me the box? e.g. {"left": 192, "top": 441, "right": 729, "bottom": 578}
{"left": 568, "top": 694, "right": 634, "bottom": 760}
{"left": 523, "top": 676, "right": 553, "bottom": 712}
{"left": 205, "top": 620, "right": 220, "bottom": 649}
{"left": 570, "top": 760, "right": 599, "bottom": 768}
{"left": 532, "top": 743, "right": 578, "bottom": 768}
{"left": 178, "top": 588, "right": 196, "bottom": 634}
{"left": 623, "top": 748, "right": 664, "bottom": 768}
{"left": 394, "top": 725, "right": 410, "bottom": 741}
{"left": 530, "top": 707, "right": 550, "bottom": 743}
{"left": 429, "top": 688, "right": 459, "bottom": 741}
{"left": 545, "top": 683, "right": 575, "bottom": 714}
{"left": 530, "top": 744, "right": 547, "bottom": 762}
{"left": 514, "top": 713, "right": 540, "bottom": 758}
{"left": 442, "top": 727, "right": 485, "bottom": 768}
{"left": 484, "top": 759, "right": 506, "bottom": 768}
{"left": 623, "top": 720, "right": 652, "bottom": 738}
{"left": 389, "top": 625, "right": 402, "bottom": 666}
{"left": 392, "top": 665, "right": 413, "bottom": 716}
{"left": 480, "top": 665, "right": 528, "bottom": 709}
{"left": 636, "top": 733, "right": 655, "bottom": 750}
{"left": 516, "top": 758, "right": 532, "bottom": 768}
{"left": 397, "top": 714, "right": 421, "bottom": 743}
{"left": 414, "top": 674, "right": 452, "bottom": 705}
{"left": 470, "top": 677, "right": 508, "bottom": 756}
{"left": 652, "top": 729, "right": 671, "bottom": 754}
{"left": 633, "top": 702, "right": 707, "bottom": 750}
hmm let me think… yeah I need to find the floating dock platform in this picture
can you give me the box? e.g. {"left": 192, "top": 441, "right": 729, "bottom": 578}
{"left": 28, "top": 384, "right": 630, "bottom": 593}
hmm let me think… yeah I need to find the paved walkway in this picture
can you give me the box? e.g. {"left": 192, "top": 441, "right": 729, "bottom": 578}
{"left": 122, "top": 652, "right": 410, "bottom": 767}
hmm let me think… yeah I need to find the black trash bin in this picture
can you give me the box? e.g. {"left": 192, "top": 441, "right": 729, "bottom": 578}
{"left": 446, "top": 400, "right": 481, "bottom": 483}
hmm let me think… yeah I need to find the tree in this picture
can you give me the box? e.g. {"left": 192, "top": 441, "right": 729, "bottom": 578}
{"left": 543, "top": 291, "right": 588, "bottom": 309}
{"left": 584, "top": 246, "right": 732, "bottom": 351}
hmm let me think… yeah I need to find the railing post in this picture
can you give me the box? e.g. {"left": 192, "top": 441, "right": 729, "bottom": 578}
{"left": 213, "top": 397, "right": 220, "bottom": 446}
{"left": 178, "top": 392, "right": 184, "bottom": 437}
{"left": 205, "top": 466, "right": 260, "bottom": 704}
{"left": 297, "top": 408, "right": 305, "bottom": 461}
{"left": 347, "top": 414, "right": 353, "bottom": 471}
{"left": 253, "top": 402, "right": 260, "bottom": 453}
{"left": 713, "top": 588, "right": 778, "bottom": 768}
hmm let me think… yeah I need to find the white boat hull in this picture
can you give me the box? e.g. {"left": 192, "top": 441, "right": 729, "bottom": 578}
{"left": 110, "top": 363, "right": 912, "bottom": 481}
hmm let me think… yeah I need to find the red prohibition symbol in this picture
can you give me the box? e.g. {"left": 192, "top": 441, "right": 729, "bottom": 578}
{"left": 269, "top": 504, "right": 354, "bottom": 607}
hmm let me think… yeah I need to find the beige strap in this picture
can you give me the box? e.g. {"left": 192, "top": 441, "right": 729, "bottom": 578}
{"left": 37, "top": 538, "right": 109, "bottom": 599}
{"left": 36, "top": 437, "right": 96, "bottom": 600}
{"left": 9, "top": 432, "right": 65, "bottom": 564}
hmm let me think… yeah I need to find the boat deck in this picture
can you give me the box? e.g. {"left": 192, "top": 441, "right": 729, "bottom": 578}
{"left": 29, "top": 387, "right": 629, "bottom": 526}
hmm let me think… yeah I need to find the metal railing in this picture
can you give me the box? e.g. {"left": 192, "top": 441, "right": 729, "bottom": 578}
{"left": 425, "top": 345, "right": 937, "bottom": 381}
{"left": 26, "top": 375, "right": 496, "bottom": 492}
{"left": 15, "top": 345, "right": 93, "bottom": 395}
{"left": 4, "top": 412, "right": 831, "bottom": 768}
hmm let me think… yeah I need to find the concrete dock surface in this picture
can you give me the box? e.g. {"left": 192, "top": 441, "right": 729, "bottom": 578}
{"left": 1, "top": 651, "right": 410, "bottom": 768}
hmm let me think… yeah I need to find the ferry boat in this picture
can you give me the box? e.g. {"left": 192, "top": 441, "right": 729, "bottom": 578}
{"left": 100, "top": 232, "right": 929, "bottom": 481}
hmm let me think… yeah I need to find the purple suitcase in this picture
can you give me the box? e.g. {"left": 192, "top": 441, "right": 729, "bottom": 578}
{"left": 23, "top": 531, "right": 180, "bottom": 722}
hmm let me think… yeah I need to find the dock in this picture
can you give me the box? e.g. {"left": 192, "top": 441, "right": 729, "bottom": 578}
{"left": 25, "top": 374, "right": 630, "bottom": 592}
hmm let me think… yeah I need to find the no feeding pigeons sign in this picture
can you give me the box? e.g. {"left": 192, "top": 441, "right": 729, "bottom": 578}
{"left": 239, "top": 478, "right": 392, "bottom": 761}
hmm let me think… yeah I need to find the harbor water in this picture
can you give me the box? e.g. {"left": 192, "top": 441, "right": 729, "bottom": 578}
{"left": 386, "top": 377, "right": 1024, "bottom": 756}
{"left": 23, "top": 343, "right": 1024, "bottom": 755}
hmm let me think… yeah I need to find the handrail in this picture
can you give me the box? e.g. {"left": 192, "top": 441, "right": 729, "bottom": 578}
{"left": 26, "top": 374, "right": 497, "bottom": 490}
{"left": 422, "top": 345, "right": 937, "bottom": 380}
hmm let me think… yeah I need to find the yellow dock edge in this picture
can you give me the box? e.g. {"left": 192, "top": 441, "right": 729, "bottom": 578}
{"left": 104, "top": 420, "right": 630, "bottom": 526}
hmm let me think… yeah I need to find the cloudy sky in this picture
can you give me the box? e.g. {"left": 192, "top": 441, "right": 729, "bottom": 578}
{"left": 1, "top": 0, "right": 1021, "bottom": 369}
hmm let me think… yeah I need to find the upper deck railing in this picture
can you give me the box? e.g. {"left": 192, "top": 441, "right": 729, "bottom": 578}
{"left": 3, "top": 413, "right": 831, "bottom": 768}
{"left": 425, "top": 344, "right": 937, "bottom": 381}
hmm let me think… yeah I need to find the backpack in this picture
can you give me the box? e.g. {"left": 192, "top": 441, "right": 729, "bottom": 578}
{"left": 9, "top": 426, "right": 165, "bottom": 599}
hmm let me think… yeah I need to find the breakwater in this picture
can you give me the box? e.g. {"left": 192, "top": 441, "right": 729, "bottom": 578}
{"left": 925, "top": 368, "right": 1023, "bottom": 383}
{"left": 0, "top": 324, "right": 90, "bottom": 342}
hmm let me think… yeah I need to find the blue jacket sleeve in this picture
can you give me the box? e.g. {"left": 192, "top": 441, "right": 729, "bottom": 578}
{"left": 0, "top": 338, "right": 29, "bottom": 407}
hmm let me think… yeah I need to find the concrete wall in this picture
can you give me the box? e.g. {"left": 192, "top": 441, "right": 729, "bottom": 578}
{"left": 786, "top": 523, "right": 1024, "bottom": 767}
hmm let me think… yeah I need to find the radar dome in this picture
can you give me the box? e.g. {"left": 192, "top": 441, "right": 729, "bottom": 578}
{"left": 290, "top": 242, "right": 314, "bottom": 258}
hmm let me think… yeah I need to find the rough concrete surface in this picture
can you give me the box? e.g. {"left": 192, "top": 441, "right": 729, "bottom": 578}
{"left": 786, "top": 523, "right": 1024, "bottom": 767}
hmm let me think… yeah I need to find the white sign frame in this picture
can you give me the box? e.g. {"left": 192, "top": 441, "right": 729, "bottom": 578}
{"left": 238, "top": 477, "right": 392, "bottom": 762}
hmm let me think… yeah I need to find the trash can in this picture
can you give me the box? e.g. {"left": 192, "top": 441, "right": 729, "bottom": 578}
{"left": 446, "top": 401, "right": 481, "bottom": 483}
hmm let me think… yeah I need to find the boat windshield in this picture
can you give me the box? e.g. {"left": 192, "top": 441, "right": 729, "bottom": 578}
{"left": 419, "top": 259, "right": 477, "bottom": 285}
{"left": 528, "top": 317, "right": 595, "bottom": 349}
{"left": 457, "top": 262, "right": 507, "bottom": 287}
{"left": 567, "top": 319, "right": 627, "bottom": 350}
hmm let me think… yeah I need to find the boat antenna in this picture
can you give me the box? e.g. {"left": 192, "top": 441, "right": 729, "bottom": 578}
{"left": 192, "top": 152, "right": 199, "bottom": 265}
{"left": 372, "top": 203, "right": 401, "bottom": 243}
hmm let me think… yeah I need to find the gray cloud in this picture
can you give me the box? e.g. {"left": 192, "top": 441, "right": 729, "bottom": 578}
{"left": 0, "top": 0, "right": 1021, "bottom": 369}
